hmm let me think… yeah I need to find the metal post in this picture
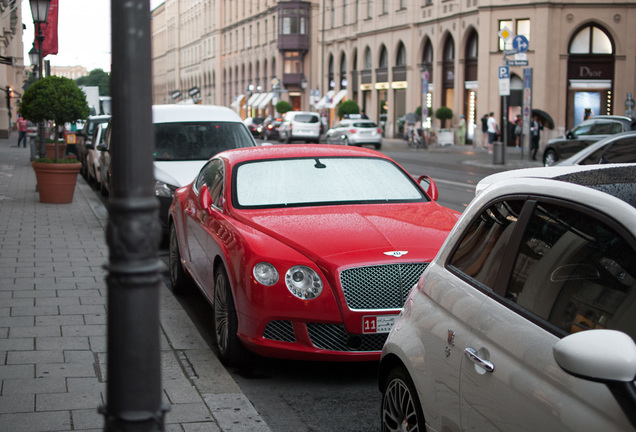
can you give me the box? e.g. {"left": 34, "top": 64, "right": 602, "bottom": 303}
{"left": 99, "top": 1, "right": 166, "bottom": 431}
{"left": 502, "top": 95, "right": 508, "bottom": 164}
{"left": 36, "top": 24, "right": 45, "bottom": 158}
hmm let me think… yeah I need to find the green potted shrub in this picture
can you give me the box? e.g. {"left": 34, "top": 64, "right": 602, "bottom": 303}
{"left": 435, "top": 106, "right": 454, "bottom": 146}
{"left": 275, "top": 100, "right": 293, "bottom": 116}
{"left": 337, "top": 99, "right": 359, "bottom": 119}
{"left": 20, "top": 76, "right": 91, "bottom": 203}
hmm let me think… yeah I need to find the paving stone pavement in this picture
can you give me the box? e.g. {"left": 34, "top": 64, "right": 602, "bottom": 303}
{"left": 0, "top": 136, "right": 271, "bottom": 432}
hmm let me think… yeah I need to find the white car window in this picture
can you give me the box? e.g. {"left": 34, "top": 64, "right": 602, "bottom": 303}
{"left": 508, "top": 201, "right": 636, "bottom": 338}
{"left": 235, "top": 157, "right": 425, "bottom": 207}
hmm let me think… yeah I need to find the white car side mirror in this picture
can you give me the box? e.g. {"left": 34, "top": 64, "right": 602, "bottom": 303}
{"left": 554, "top": 330, "right": 636, "bottom": 429}
{"left": 553, "top": 330, "right": 636, "bottom": 382}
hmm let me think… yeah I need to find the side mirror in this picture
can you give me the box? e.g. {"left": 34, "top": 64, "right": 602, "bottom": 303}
{"left": 554, "top": 330, "right": 636, "bottom": 428}
{"left": 417, "top": 175, "right": 439, "bottom": 201}
{"left": 566, "top": 130, "right": 574, "bottom": 139}
{"left": 199, "top": 184, "right": 214, "bottom": 216}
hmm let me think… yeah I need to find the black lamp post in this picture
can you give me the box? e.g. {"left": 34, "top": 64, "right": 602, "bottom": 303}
{"left": 29, "top": 0, "right": 51, "bottom": 158}
{"left": 28, "top": 45, "right": 39, "bottom": 78}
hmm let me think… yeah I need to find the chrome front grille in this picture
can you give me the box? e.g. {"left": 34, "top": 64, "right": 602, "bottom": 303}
{"left": 340, "top": 263, "right": 428, "bottom": 310}
{"left": 306, "top": 323, "right": 388, "bottom": 352}
{"left": 263, "top": 320, "right": 296, "bottom": 343}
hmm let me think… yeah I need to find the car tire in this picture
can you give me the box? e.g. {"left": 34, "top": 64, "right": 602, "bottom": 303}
{"left": 543, "top": 149, "right": 558, "bottom": 167}
{"left": 213, "top": 266, "right": 247, "bottom": 367}
{"left": 375, "top": 143, "right": 382, "bottom": 150}
{"left": 169, "top": 223, "right": 192, "bottom": 295}
{"left": 381, "top": 366, "right": 425, "bottom": 432}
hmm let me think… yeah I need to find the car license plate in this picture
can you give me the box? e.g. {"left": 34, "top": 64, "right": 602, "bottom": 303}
{"left": 362, "top": 315, "right": 398, "bottom": 334}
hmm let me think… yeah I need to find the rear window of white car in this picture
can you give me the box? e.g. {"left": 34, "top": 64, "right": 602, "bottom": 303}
{"left": 353, "top": 122, "right": 378, "bottom": 128}
{"left": 154, "top": 122, "right": 254, "bottom": 161}
{"left": 234, "top": 157, "right": 425, "bottom": 208}
{"left": 292, "top": 114, "right": 320, "bottom": 123}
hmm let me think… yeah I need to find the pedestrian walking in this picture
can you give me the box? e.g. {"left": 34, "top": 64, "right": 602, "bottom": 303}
{"left": 514, "top": 115, "right": 522, "bottom": 148}
{"left": 530, "top": 115, "right": 543, "bottom": 161}
{"left": 481, "top": 114, "right": 489, "bottom": 149}
{"left": 487, "top": 112, "right": 499, "bottom": 154}
{"left": 457, "top": 115, "right": 466, "bottom": 145}
{"left": 16, "top": 114, "right": 27, "bottom": 148}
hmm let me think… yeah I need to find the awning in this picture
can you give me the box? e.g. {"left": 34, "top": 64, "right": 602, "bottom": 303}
{"left": 251, "top": 93, "right": 267, "bottom": 109}
{"left": 326, "top": 89, "right": 348, "bottom": 109}
{"left": 246, "top": 93, "right": 261, "bottom": 106}
{"left": 315, "top": 90, "right": 335, "bottom": 110}
{"left": 230, "top": 94, "right": 245, "bottom": 108}
{"left": 258, "top": 92, "right": 275, "bottom": 109}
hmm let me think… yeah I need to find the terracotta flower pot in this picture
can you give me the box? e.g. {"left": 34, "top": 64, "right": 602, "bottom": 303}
{"left": 46, "top": 142, "right": 67, "bottom": 159}
{"left": 32, "top": 161, "right": 81, "bottom": 203}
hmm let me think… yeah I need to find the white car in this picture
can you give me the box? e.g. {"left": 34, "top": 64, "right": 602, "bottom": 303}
{"left": 278, "top": 111, "right": 321, "bottom": 143}
{"left": 101, "top": 105, "right": 257, "bottom": 235}
{"left": 379, "top": 164, "right": 636, "bottom": 432}
{"left": 85, "top": 121, "right": 109, "bottom": 187}
{"left": 325, "top": 118, "right": 382, "bottom": 149}
{"left": 556, "top": 130, "right": 636, "bottom": 166}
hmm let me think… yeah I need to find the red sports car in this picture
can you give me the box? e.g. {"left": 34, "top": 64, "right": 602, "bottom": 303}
{"left": 168, "top": 144, "right": 460, "bottom": 366}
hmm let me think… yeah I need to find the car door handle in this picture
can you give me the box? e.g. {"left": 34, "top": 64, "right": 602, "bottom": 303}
{"left": 464, "top": 347, "right": 495, "bottom": 373}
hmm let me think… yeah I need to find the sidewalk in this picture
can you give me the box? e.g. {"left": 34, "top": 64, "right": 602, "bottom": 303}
{"left": 0, "top": 135, "right": 271, "bottom": 432}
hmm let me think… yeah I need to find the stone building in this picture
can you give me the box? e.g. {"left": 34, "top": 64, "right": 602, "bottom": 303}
{"left": 0, "top": 2, "right": 26, "bottom": 138}
{"left": 151, "top": 0, "right": 636, "bottom": 143}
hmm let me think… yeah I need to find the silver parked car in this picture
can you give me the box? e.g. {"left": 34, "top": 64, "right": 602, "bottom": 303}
{"left": 325, "top": 118, "right": 383, "bottom": 149}
{"left": 379, "top": 164, "right": 636, "bottom": 432}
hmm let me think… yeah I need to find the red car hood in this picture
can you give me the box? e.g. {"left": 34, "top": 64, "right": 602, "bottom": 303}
{"left": 234, "top": 202, "right": 459, "bottom": 268}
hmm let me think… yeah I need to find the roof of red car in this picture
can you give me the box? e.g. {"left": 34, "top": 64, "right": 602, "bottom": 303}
{"left": 217, "top": 144, "right": 389, "bottom": 164}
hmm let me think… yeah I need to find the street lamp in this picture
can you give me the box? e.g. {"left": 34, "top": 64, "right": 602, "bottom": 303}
{"left": 29, "top": 0, "right": 51, "bottom": 158}
{"left": 28, "top": 45, "right": 39, "bottom": 78}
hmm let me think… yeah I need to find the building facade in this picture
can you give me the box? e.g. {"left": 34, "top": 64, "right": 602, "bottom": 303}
{"left": 0, "top": 2, "right": 26, "bottom": 138}
{"left": 151, "top": 0, "right": 636, "bottom": 143}
{"left": 50, "top": 65, "right": 89, "bottom": 80}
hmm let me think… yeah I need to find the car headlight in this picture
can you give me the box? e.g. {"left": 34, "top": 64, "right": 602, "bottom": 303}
{"left": 253, "top": 262, "right": 279, "bottom": 286}
{"left": 155, "top": 181, "right": 177, "bottom": 198}
{"left": 285, "top": 265, "right": 323, "bottom": 300}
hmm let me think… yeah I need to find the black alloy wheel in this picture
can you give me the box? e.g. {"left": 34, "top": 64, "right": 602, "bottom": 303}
{"left": 213, "top": 266, "right": 246, "bottom": 367}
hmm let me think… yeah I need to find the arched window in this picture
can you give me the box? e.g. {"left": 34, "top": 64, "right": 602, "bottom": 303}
{"left": 421, "top": 38, "right": 433, "bottom": 83}
{"left": 364, "top": 47, "right": 372, "bottom": 70}
{"left": 328, "top": 54, "right": 335, "bottom": 88}
{"left": 379, "top": 45, "right": 388, "bottom": 68}
{"left": 340, "top": 52, "right": 347, "bottom": 88}
{"left": 396, "top": 42, "right": 406, "bottom": 67}
{"left": 570, "top": 25, "right": 613, "bottom": 54}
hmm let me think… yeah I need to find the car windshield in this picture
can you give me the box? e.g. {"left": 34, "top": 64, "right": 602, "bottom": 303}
{"left": 234, "top": 157, "right": 426, "bottom": 208}
{"left": 154, "top": 122, "right": 253, "bottom": 161}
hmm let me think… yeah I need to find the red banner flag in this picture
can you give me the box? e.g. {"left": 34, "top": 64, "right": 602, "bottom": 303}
{"left": 34, "top": 0, "right": 58, "bottom": 58}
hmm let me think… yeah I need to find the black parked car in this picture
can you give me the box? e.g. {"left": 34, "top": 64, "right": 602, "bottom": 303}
{"left": 259, "top": 117, "right": 282, "bottom": 141}
{"left": 543, "top": 115, "right": 636, "bottom": 166}
{"left": 243, "top": 117, "right": 265, "bottom": 137}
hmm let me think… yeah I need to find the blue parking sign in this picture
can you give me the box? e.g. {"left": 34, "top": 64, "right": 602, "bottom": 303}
{"left": 498, "top": 66, "right": 510, "bottom": 79}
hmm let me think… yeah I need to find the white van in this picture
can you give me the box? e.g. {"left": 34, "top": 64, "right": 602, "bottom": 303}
{"left": 278, "top": 111, "right": 321, "bottom": 143}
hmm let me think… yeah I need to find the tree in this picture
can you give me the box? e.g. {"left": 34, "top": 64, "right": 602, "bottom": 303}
{"left": 337, "top": 100, "right": 359, "bottom": 119}
{"left": 276, "top": 100, "right": 292, "bottom": 115}
{"left": 75, "top": 68, "right": 111, "bottom": 96}
{"left": 21, "top": 76, "right": 91, "bottom": 162}
{"left": 435, "top": 106, "right": 453, "bottom": 129}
